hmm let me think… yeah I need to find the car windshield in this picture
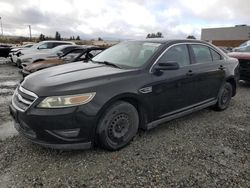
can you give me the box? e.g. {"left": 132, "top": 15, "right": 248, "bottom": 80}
{"left": 50, "top": 45, "right": 71, "bottom": 54}
{"left": 23, "top": 44, "right": 33, "bottom": 48}
{"left": 240, "top": 42, "right": 247, "bottom": 47}
{"left": 92, "top": 41, "right": 162, "bottom": 68}
{"left": 62, "top": 49, "right": 84, "bottom": 62}
{"left": 235, "top": 46, "right": 250, "bottom": 52}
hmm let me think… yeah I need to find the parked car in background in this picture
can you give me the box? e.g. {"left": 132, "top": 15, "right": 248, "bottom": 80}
{"left": 9, "top": 43, "right": 34, "bottom": 63}
{"left": 17, "top": 45, "right": 80, "bottom": 68}
{"left": 10, "top": 39, "right": 239, "bottom": 151}
{"left": 0, "top": 44, "right": 12, "bottom": 58}
{"left": 218, "top": 46, "right": 233, "bottom": 54}
{"left": 12, "top": 40, "right": 75, "bottom": 64}
{"left": 228, "top": 52, "right": 250, "bottom": 81}
{"left": 233, "top": 40, "right": 250, "bottom": 52}
{"left": 22, "top": 46, "right": 105, "bottom": 76}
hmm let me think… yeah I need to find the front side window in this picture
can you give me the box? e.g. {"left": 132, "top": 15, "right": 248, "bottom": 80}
{"left": 191, "top": 44, "right": 212, "bottom": 63}
{"left": 92, "top": 42, "right": 161, "bottom": 68}
{"left": 158, "top": 44, "right": 190, "bottom": 67}
{"left": 38, "top": 43, "right": 48, "bottom": 49}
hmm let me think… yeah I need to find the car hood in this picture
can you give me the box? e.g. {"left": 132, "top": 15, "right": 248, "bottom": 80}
{"left": 228, "top": 52, "right": 250, "bottom": 60}
{"left": 24, "top": 59, "right": 63, "bottom": 71}
{"left": 21, "top": 61, "right": 135, "bottom": 96}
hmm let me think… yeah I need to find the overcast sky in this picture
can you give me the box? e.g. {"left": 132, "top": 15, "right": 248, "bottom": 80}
{"left": 0, "top": 0, "right": 249, "bottom": 40}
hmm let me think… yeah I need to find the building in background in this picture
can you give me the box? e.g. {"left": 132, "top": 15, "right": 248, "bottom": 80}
{"left": 201, "top": 25, "right": 250, "bottom": 47}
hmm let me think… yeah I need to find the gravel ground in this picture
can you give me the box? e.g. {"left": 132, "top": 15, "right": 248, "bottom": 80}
{"left": 0, "top": 62, "right": 249, "bottom": 187}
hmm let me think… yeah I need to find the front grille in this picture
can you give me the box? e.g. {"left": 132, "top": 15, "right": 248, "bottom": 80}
{"left": 12, "top": 86, "right": 38, "bottom": 112}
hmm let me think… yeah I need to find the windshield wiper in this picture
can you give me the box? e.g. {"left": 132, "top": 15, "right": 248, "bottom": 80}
{"left": 91, "top": 60, "right": 121, "bottom": 69}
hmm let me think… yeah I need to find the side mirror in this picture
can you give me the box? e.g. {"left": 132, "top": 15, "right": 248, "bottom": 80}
{"left": 155, "top": 61, "right": 180, "bottom": 71}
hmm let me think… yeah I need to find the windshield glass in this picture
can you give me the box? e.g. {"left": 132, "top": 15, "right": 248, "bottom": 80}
{"left": 50, "top": 45, "right": 70, "bottom": 54}
{"left": 62, "top": 49, "right": 84, "bottom": 62}
{"left": 235, "top": 46, "right": 250, "bottom": 52}
{"left": 92, "top": 41, "right": 162, "bottom": 68}
{"left": 240, "top": 42, "right": 247, "bottom": 47}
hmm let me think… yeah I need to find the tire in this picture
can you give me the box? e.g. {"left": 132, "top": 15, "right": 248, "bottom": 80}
{"left": 97, "top": 101, "right": 139, "bottom": 151}
{"left": 214, "top": 82, "right": 233, "bottom": 111}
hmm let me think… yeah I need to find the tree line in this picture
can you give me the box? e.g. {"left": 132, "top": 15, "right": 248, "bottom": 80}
{"left": 39, "top": 31, "right": 81, "bottom": 41}
{"left": 146, "top": 32, "right": 196, "bottom": 39}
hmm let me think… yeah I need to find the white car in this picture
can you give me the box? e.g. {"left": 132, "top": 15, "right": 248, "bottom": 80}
{"left": 9, "top": 43, "right": 34, "bottom": 64}
{"left": 18, "top": 45, "right": 79, "bottom": 68}
{"left": 13, "top": 40, "right": 75, "bottom": 65}
{"left": 233, "top": 40, "right": 250, "bottom": 52}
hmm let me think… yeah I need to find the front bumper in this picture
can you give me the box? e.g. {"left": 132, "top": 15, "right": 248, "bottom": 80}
{"left": 9, "top": 102, "right": 96, "bottom": 150}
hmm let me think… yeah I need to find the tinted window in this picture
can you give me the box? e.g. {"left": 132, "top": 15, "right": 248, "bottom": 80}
{"left": 158, "top": 44, "right": 190, "bottom": 67}
{"left": 191, "top": 44, "right": 212, "bottom": 63}
{"left": 210, "top": 49, "right": 222, "bottom": 61}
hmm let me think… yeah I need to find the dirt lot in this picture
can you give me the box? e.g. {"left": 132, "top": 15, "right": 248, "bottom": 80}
{"left": 0, "top": 61, "right": 249, "bottom": 187}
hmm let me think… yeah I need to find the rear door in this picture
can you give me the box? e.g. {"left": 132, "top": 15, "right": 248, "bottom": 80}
{"left": 189, "top": 44, "right": 225, "bottom": 104}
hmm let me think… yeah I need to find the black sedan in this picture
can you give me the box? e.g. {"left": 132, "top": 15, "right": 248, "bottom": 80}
{"left": 10, "top": 39, "right": 239, "bottom": 151}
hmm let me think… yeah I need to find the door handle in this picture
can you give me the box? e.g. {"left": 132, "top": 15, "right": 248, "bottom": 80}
{"left": 186, "top": 70, "right": 194, "bottom": 76}
{"left": 219, "top": 65, "right": 225, "bottom": 70}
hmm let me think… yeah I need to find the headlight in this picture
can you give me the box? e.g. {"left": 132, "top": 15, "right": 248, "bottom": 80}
{"left": 37, "top": 92, "right": 96, "bottom": 108}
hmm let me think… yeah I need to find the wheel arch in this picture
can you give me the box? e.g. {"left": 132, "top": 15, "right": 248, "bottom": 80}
{"left": 226, "top": 76, "right": 237, "bottom": 97}
{"left": 96, "top": 93, "right": 151, "bottom": 131}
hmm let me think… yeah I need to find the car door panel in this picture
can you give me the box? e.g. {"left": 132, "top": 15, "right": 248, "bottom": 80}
{"left": 151, "top": 66, "right": 196, "bottom": 119}
{"left": 190, "top": 62, "right": 225, "bottom": 103}
{"left": 189, "top": 44, "right": 225, "bottom": 104}
{"left": 149, "top": 44, "right": 197, "bottom": 119}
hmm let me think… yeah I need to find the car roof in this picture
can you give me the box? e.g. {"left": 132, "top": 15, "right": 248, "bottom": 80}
{"left": 126, "top": 39, "right": 209, "bottom": 45}
{"left": 39, "top": 40, "right": 73, "bottom": 43}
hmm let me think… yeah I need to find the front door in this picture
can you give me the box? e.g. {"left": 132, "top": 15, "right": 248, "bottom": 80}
{"left": 150, "top": 44, "right": 197, "bottom": 120}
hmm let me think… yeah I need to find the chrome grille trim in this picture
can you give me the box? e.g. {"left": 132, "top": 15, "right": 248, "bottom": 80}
{"left": 17, "top": 93, "right": 32, "bottom": 105}
{"left": 12, "top": 86, "right": 38, "bottom": 112}
{"left": 19, "top": 86, "right": 38, "bottom": 98}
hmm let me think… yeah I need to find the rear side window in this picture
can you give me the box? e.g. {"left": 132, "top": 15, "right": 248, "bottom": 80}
{"left": 191, "top": 44, "right": 212, "bottom": 63}
{"left": 158, "top": 44, "right": 190, "bottom": 67}
{"left": 210, "top": 49, "right": 222, "bottom": 61}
